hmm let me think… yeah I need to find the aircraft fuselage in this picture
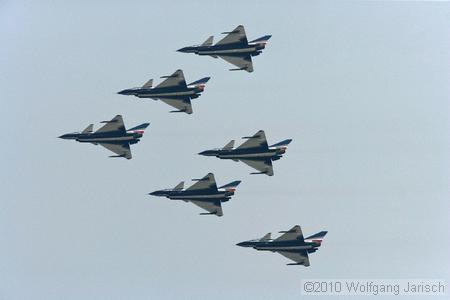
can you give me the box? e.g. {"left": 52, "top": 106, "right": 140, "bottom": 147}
{"left": 178, "top": 43, "right": 266, "bottom": 56}
{"left": 200, "top": 147, "right": 286, "bottom": 160}
{"left": 118, "top": 85, "right": 203, "bottom": 99}
{"left": 150, "top": 189, "right": 234, "bottom": 202}
{"left": 59, "top": 132, "right": 142, "bottom": 144}
{"left": 237, "top": 240, "right": 321, "bottom": 252}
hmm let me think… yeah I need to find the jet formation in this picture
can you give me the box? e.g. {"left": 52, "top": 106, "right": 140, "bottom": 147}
{"left": 59, "top": 115, "right": 149, "bottom": 159}
{"left": 199, "top": 130, "right": 292, "bottom": 176}
{"left": 149, "top": 173, "right": 241, "bottom": 217}
{"left": 59, "top": 24, "right": 327, "bottom": 267}
{"left": 178, "top": 25, "right": 271, "bottom": 72}
{"left": 237, "top": 225, "right": 327, "bottom": 266}
{"left": 118, "top": 69, "right": 210, "bottom": 114}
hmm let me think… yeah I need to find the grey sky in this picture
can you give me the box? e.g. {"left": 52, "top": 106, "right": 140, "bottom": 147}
{"left": 1, "top": 1, "right": 449, "bottom": 299}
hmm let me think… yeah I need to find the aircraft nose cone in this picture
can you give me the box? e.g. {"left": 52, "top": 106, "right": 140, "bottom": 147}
{"left": 117, "top": 90, "right": 127, "bottom": 95}
{"left": 236, "top": 242, "right": 245, "bottom": 247}
{"left": 198, "top": 150, "right": 215, "bottom": 156}
{"left": 58, "top": 134, "right": 69, "bottom": 139}
{"left": 177, "top": 47, "right": 188, "bottom": 53}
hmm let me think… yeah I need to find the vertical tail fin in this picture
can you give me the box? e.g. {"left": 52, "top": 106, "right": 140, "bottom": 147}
{"left": 173, "top": 181, "right": 184, "bottom": 191}
{"left": 218, "top": 180, "right": 241, "bottom": 192}
{"left": 249, "top": 35, "right": 272, "bottom": 44}
{"left": 82, "top": 124, "right": 94, "bottom": 134}
{"left": 201, "top": 36, "right": 214, "bottom": 46}
{"left": 223, "top": 140, "right": 235, "bottom": 150}
{"left": 269, "top": 139, "right": 292, "bottom": 148}
{"left": 305, "top": 231, "right": 328, "bottom": 243}
{"left": 187, "top": 77, "right": 211, "bottom": 86}
{"left": 127, "top": 123, "right": 150, "bottom": 132}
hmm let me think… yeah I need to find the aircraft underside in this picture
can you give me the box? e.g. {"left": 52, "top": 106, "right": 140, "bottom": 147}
{"left": 220, "top": 152, "right": 276, "bottom": 159}
{"left": 170, "top": 194, "right": 227, "bottom": 201}
{"left": 198, "top": 47, "right": 257, "bottom": 55}
{"left": 136, "top": 91, "right": 195, "bottom": 98}
{"left": 77, "top": 136, "right": 134, "bottom": 143}
{"left": 256, "top": 245, "right": 312, "bottom": 251}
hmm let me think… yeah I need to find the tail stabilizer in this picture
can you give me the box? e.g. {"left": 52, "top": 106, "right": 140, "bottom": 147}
{"left": 201, "top": 36, "right": 214, "bottom": 46}
{"left": 219, "top": 180, "right": 241, "bottom": 191}
{"left": 305, "top": 231, "right": 328, "bottom": 243}
{"left": 82, "top": 124, "right": 94, "bottom": 134}
{"left": 188, "top": 77, "right": 211, "bottom": 86}
{"left": 128, "top": 123, "right": 150, "bottom": 132}
{"left": 249, "top": 35, "right": 272, "bottom": 44}
{"left": 269, "top": 139, "right": 292, "bottom": 148}
{"left": 223, "top": 140, "right": 235, "bottom": 150}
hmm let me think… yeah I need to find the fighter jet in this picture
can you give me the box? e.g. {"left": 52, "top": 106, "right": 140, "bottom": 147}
{"left": 149, "top": 173, "right": 241, "bottom": 217}
{"left": 237, "top": 225, "right": 327, "bottom": 266}
{"left": 198, "top": 130, "right": 292, "bottom": 176}
{"left": 177, "top": 25, "right": 271, "bottom": 72}
{"left": 59, "top": 115, "right": 149, "bottom": 159}
{"left": 118, "top": 69, "right": 210, "bottom": 114}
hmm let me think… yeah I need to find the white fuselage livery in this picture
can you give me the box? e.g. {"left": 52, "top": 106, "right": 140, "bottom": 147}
{"left": 218, "top": 151, "right": 277, "bottom": 159}
{"left": 169, "top": 192, "right": 229, "bottom": 201}
{"left": 217, "top": 147, "right": 285, "bottom": 159}
{"left": 198, "top": 47, "right": 259, "bottom": 55}
{"left": 255, "top": 245, "right": 312, "bottom": 251}
{"left": 136, "top": 90, "right": 197, "bottom": 98}
{"left": 77, "top": 134, "right": 136, "bottom": 143}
